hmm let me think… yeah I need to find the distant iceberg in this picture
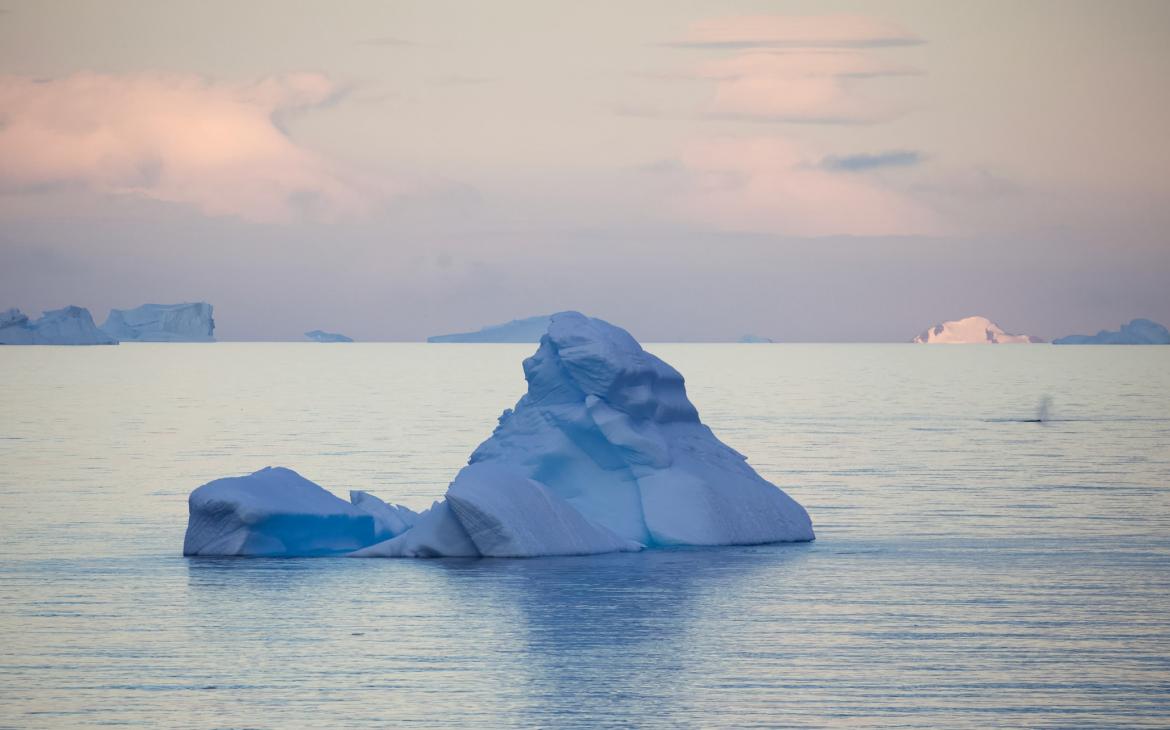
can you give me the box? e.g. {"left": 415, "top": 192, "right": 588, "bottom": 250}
{"left": 102, "top": 303, "right": 215, "bottom": 342}
{"left": 0, "top": 306, "right": 118, "bottom": 345}
{"left": 428, "top": 315, "right": 551, "bottom": 343}
{"left": 305, "top": 330, "right": 354, "bottom": 343}
{"left": 738, "top": 334, "right": 774, "bottom": 343}
{"left": 185, "top": 311, "right": 814, "bottom": 558}
{"left": 913, "top": 315, "right": 1042, "bottom": 344}
{"left": 1053, "top": 319, "right": 1169, "bottom": 345}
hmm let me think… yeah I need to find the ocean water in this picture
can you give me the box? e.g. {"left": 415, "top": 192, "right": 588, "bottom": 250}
{"left": 1, "top": 342, "right": 1168, "bottom": 728}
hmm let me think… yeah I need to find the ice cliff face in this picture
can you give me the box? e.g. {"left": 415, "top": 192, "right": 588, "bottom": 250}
{"left": 102, "top": 303, "right": 215, "bottom": 342}
{"left": 185, "top": 311, "right": 814, "bottom": 558}
{"left": 913, "top": 316, "right": 1042, "bottom": 344}
{"left": 428, "top": 315, "right": 552, "bottom": 343}
{"left": 0, "top": 306, "right": 118, "bottom": 345}
{"left": 305, "top": 330, "right": 354, "bottom": 342}
{"left": 1053, "top": 319, "right": 1170, "bottom": 345}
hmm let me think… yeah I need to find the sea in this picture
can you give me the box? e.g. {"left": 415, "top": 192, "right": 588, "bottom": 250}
{"left": 1, "top": 342, "right": 1168, "bottom": 728}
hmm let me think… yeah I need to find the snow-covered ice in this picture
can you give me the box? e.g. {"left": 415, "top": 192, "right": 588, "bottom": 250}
{"left": 349, "top": 490, "right": 419, "bottom": 540}
{"left": 0, "top": 306, "right": 118, "bottom": 345}
{"left": 305, "top": 330, "right": 354, "bottom": 342}
{"left": 446, "top": 463, "right": 643, "bottom": 557}
{"left": 1053, "top": 318, "right": 1169, "bottom": 345}
{"left": 102, "top": 303, "right": 215, "bottom": 342}
{"left": 184, "top": 311, "right": 814, "bottom": 558}
{"left": 913, "top": 315, "right": 1041, "bottom": 344}
{"left": 183, "top": 467, "right": 376, "bottom": 556}
{"left": 351, "top": 501, "right": 480, "bottom": 558}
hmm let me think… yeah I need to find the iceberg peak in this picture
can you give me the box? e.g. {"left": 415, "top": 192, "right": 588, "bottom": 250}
{"left": 462, "top": 311, "right": 812, "bottom": 548}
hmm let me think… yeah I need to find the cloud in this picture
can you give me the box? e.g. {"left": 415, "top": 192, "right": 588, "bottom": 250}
{"left": 696, "top": 49, "right": 914, "bottom": 123}
{"left": 0, "top": 72, "right": 399, "bottom": 223}
{"left": 673, "top": 14, "right": 922, "bottom": 49}
{"left": 652, "top": 15, "right": 923, "bottom": 124}
{"left": 672, "top": 136, "right": 941, "bottom": 236}
{"left": 821, "top": 150, "right": 923, "bottom": 171}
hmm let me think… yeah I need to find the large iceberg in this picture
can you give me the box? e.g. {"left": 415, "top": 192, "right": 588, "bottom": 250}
{"left": 184, "top": 311, "right": 814, "bottom": 558}
{"left": 0, "top": 306, "right": 118, "bottom": 345}
{"left": 1053, "top": 318, "right": 1170, "bottom": 345}
{"left": 913, "top": 315, "right": 1042, "bottom": 344}
{"left": 101, "top": 302, "right": 215, "bottom": 342}
{"left": 305, "top": 329, "right": 354, "bottom": 343}
{"left": 428, "top": 315, "right": 551, "bottom": 343}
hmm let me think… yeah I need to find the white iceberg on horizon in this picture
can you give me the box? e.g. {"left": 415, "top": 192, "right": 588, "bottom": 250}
{"left": 183, "top": 311, "right": 814, "bottom": 558}
{"left": 305, "top": 329, "right": 354, "bottom": 343}
{"left": 913, "top": 315, "right": 1042, "bottom": 344}
{"left": 102, "top": 302, "right": 215, "bottom": 342}
{"left": 1, "top": 306, "right": 118, "bottom": 345}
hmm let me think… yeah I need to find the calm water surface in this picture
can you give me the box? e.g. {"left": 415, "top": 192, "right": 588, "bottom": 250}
{"left": 1, "top": 343, "right": 1168, "bottom": 728}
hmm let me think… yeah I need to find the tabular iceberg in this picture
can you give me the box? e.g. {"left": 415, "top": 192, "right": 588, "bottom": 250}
{"left": 428, "top": 315, "right": 551, "bottom": 343}
{"left": 102, "top": 303, "right": 215, "bottom": 342}
{"left": 305, "top": 330, "right": 354, "bottom": 343}
{"left": 1053, "top": 318, "right": 1170, "bottom": 345}
{"left": 0, "top": 306, "right": 118, "bottom": 345}
{"left": 184, "top": 311, "right": 814, "bottom": 558}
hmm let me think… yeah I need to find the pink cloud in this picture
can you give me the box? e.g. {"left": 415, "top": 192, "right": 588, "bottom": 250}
{"left": 676, "top": 136, "right": 941, "bottom": 236}
{"left": 699, "top": 50, "right": 912, "bottom": 122}
{"left": 674, "top": 14, "right": 920, "bottom": 123}
{"left": 0, "top": 72, "right": 397, "bottom": 223}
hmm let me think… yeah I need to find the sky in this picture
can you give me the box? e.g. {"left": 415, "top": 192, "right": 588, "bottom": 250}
{"left": 1, "top": 0, "right": 1168, "bottom": 341}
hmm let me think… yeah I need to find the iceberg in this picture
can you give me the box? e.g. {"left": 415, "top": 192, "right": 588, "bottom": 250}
{"left": 0, "top": 306, "right": 118, "bottom": 345}
{"left": 738, "top": 334, "right": 774, "bottom": 343}
{"left": 428, "top": 315, "right": 552, "bottom": 343}
{"left": 1053, "top": 318, "right": 1170, "bottom": 345}
{"left": 305, "top": 330, "right": 354, "bottom": 343}
{"left": 459, "top": 312, "right": 814, "bottom": 548}
{"left": 184, "top": 311, "right": 815, "bottom": 558}
{"left": 183, "top": 467, "right": 378, "bottom": 556}
{"left": 913, "top": 315, "right": 1042, "bottom": 344}
{"left": 101, "top": 302, "right": 215, "bottom": 342}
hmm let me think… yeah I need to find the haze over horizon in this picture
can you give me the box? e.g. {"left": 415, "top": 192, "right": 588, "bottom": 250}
{"left": 2, "top": 0, "right": 1168, "bottom": 342}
